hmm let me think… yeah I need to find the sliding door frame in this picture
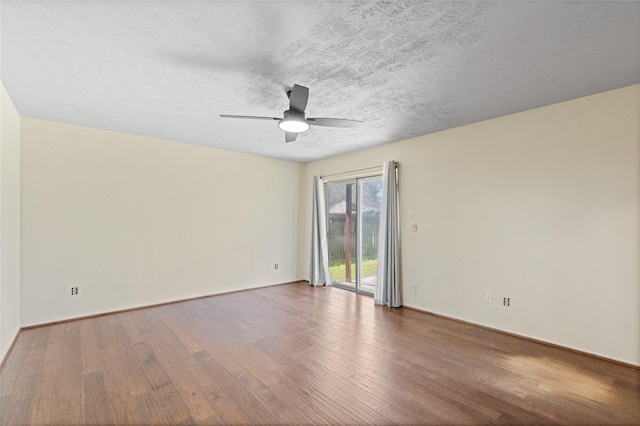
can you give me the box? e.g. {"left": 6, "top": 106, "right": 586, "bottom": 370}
{"left": 324, "top": 173, "right": 382, "bottom": 296}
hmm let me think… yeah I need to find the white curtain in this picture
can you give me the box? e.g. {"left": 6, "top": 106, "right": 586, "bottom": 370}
{"left": 309, "top": 176, "right": 331, "bottom": 286}
{"left": 375, "top": 161, "right": 401, "bottom": 307}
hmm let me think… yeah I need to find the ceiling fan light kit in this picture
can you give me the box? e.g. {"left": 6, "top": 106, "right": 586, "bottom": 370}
{"left": 278, "top": 110, "right": 310, "bottom": 133}
{"left": 220, "top": 84, "right": 363, "bottom": 143}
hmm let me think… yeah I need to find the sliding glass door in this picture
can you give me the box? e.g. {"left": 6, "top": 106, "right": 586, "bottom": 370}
{"left": 326, "top": 176, "right": 383, "bottom": 295}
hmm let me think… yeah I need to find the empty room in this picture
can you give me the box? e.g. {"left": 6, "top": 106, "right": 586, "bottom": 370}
{"left": 1, "top": 1, "right": 639, "bottom": 425}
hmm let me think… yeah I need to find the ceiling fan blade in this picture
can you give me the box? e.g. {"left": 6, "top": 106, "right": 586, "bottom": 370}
{"left": 285, "top": 132, "right": 298, "bottom": 143}
{"left": 220, "top": 115, "right": 280, "bottom": 121}
{"left": 307, "top": 117, "right": 364, "bottom": 128}
{"left": 289, "top": 84, "right": 309, "bottom": 112}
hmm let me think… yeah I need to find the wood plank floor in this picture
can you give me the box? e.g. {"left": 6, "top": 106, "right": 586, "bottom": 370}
{"left": 1, "top": 282, "right": 638, "bottom": 425}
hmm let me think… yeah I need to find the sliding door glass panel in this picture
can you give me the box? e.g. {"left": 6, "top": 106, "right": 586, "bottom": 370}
{"left": 327, "top": 181, "right": 357, "bottom": 290}
{"left": 326, "top": 175, "right": 383, "bottom": 295}
{"left": 357, "top": 177, "right": 383, "bottom": 295}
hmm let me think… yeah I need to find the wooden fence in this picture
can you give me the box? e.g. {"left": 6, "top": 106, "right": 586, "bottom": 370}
{"left": 327, "top": 213, "right": 380, "bottom": 263}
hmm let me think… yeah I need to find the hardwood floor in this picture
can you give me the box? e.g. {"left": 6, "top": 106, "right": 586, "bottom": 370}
{"left": 1, "top": 282, "right": 638, "bottom": 425}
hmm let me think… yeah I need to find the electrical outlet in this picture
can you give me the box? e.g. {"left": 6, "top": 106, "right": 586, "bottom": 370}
{"left": 484, "top": 292, "right": 492, "bottom": 303}
{"left": 274, "top": 264, "right": 278, "bottom": 270}
{"left": 503, "top": 297, "right": 510, "bottom": 307}
{"left": 410, "top": 284, "right": 417, "bottom": 293}
{"left": 71, "top": 287, "right": 78, "bottom": 296}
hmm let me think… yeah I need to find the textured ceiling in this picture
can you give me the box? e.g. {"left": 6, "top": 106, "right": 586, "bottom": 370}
{"left": 1, "top": 1, "right": 639, "bottom": 162}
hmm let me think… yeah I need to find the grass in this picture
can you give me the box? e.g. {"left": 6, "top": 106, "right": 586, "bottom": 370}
{"left": 328, "top": 258, "right": 378, "bottom": 283}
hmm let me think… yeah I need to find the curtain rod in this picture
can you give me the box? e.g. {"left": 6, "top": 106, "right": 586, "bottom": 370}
{"left": 321, "top": 162, "right": 397, "bottom": 179}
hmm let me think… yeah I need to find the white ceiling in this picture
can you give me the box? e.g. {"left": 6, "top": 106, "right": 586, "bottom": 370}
{"left": 2, "top": 1, "right": 639, "bottom": 162}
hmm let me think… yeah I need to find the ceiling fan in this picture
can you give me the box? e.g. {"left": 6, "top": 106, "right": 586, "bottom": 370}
{"left": 220, "top": 84, "right": 364, "bottom": 143}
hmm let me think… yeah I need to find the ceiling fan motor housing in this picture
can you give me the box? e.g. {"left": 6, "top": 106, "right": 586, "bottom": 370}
{"left": 283, "top": 109, "right": 305, "bottom": 120}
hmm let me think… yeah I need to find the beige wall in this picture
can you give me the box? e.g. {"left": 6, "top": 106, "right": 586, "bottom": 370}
{"left": 300, "top": 85, "right": 640, "bottom": 366}
{"left": 0, "top": 82, "right": 22, "bottom": 362}
{"left": 21, "top": 119, "right": 302, "bottom": 326}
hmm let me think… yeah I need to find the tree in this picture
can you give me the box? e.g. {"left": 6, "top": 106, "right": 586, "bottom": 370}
{"left": 326, "top": 179, "right": 382, "bottom": 209}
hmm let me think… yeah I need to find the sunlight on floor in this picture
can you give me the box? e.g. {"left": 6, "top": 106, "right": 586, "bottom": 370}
{"left": 499, "top": 355, "right": 614, "bottom": 401}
